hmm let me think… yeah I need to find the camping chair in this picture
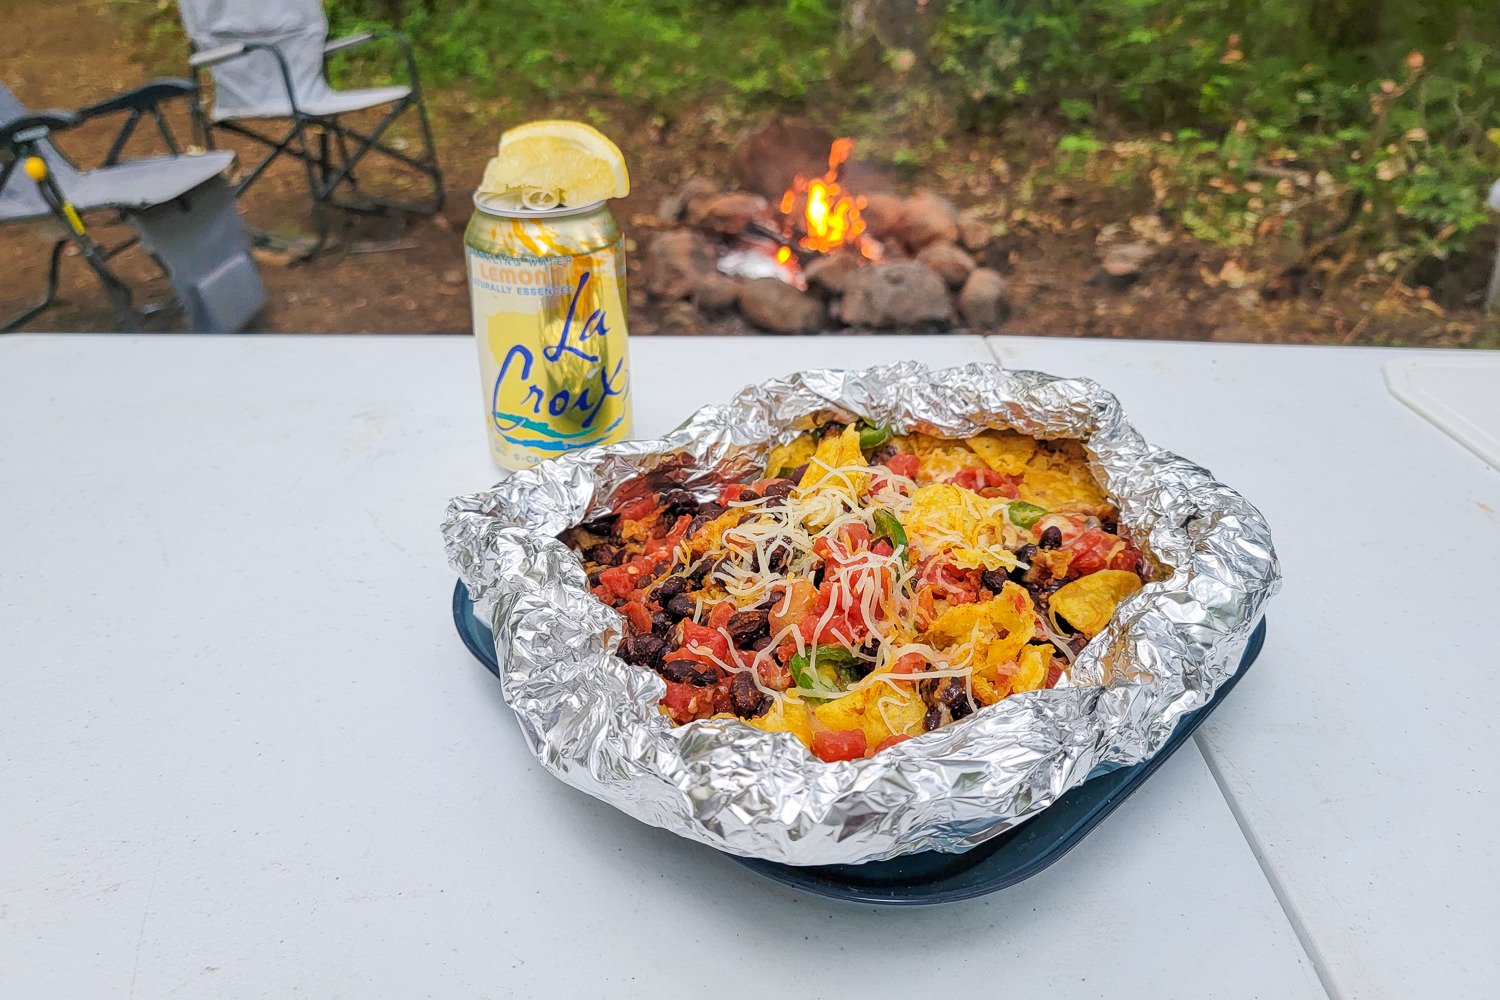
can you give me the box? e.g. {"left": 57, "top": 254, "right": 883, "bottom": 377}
{"left": 1, "top": 79, "right": 267, "bottom": 333}
{"left": 178, "top": 0, "right": 444, "bottom": 258}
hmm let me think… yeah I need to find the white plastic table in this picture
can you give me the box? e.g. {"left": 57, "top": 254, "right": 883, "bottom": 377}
{"left": 1, "top": 332, "right": 1493, "bottom": 999}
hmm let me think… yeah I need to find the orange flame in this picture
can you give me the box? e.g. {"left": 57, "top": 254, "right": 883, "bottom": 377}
{"left": 779, "top": 137, "right": 879, "bottom": 258}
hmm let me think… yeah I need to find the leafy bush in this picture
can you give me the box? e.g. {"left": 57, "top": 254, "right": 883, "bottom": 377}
{"left": 930, "top": 0, "right": 1500, "bottom": 268}
{"left": 324, "top": 0, "right": 839, "bottom": 106}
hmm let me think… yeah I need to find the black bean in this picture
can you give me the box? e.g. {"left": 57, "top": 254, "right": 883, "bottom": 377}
{"left": 586, "top": 543, "right": 622, "bottom": 566}
{"left": 1009, "top": 543, "right": 1037, "bottom": 582}
{"left": 662, "top": 489, "right": 699, "bottom": 517}
{"left": 923, "top": 707, "right": 942, "bottom": 732}
{"left": 657, "top": 657, "right": 717, "bottom": 686}
{"left": 766, "top": 543, "right": 790, "bottom": 573}
{"left": 729, "top": 671, "right": 772, "bottom": 718}
{"left": 940, "top": 679, "right": 975, "bottom": 720}
{"left": 1039, "top": 526, "right": 1063, "bottom": 550}
{"left": 618, "top": 633, "right": 665, "bottom": 667}
{"left": 579, "top": 513, "right": 618, "bottom": 535}
{"left": 655, "top": 576, "right": 686, "bottom": 601}
{"left": 979, "top": 568, "right": 1007, "bottom": 593}
{"left": 760, "top": 479, "right": 794, "bottom": 502}
{"left": 726, "top": 609, "right": 769, "bottom": 645}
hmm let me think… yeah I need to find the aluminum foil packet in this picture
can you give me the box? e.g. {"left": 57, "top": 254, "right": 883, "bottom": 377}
{"left": 442, "top": 363, "right": 1280, "bottom": 866}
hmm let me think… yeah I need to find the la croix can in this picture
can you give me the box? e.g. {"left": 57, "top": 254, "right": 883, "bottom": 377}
{"left": 465, "top": 194, "right": 633, "bottom": 470}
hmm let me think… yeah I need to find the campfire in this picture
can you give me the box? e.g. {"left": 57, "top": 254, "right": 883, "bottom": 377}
{"left": 778, "top": 137, "right": 880, "bottom": 261}
{"left": 641, "top": 118, "right": 1009, "bottom": 335}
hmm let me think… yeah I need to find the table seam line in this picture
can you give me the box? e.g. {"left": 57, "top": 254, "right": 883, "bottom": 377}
{"left": 1194, "top": 732, "right": 1344, "bottom": 1000}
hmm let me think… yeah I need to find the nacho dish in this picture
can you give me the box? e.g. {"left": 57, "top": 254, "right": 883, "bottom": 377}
{"left": 562, "top": 422, "right": 1149, "bottom": 763}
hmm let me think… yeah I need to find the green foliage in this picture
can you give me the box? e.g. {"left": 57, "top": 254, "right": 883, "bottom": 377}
{"left": 323, "top": 0, "right": 839, "bottom": 107}
{"left": 931, "top": 0, "right": 1500, "bottom": 266}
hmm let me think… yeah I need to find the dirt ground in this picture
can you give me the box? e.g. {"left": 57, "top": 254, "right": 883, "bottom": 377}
{"left": 3, "top": 0, "right": 1497, "bottom": 346}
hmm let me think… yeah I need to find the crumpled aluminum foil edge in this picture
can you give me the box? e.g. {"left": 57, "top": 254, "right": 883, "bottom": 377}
{"left": 442, "top": 362, "right": 1280, "bottom": 866}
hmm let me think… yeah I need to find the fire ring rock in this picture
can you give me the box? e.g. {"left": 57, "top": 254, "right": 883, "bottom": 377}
{"left": 644, "top": 229, "right": 718, "bottom": 301}
{"left": 915, "top": 241, "right": 977, "bottom": 288}
{"left": 839, "top": 261, "right": 953, "bottom": 330}
{"left": 737, "top": 277, "right": 827, "bottom": 334}
{"left": 957, "top": 267, "right": 1008, "bottom": 329}
{"left": 897, "top": 191, "right": 959, "bottom": 251}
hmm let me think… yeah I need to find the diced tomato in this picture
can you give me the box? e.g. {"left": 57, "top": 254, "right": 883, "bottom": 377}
{"left": 661, "top": 681, "right": 715, "bottom": 723}
{"left": 679, "top": 621, "right": 729, "bottom": 661}
{"left": 643, "top": 514, "right": 692, "bottom": 557}
{"left": 1065, "top": 528, "right": 1117, "bottom": 577}
{"left": 1108, "top": 542, "right": 1142, "bottom": 573}
{"left": 875, "top": 734, "right": 912, "bottom": 752}
{"left": 717, "top": 483, "right": 747, "bottom": 505}
{"left": 881, "top": 452, "right": 920, "bottom": 480}
{"left": 707, "top": 600, "right": 735, "bottom": 631}
{"left": 947, "top": 467, "right": 1020, "bottom": 498}
{"left": 1045, "top": 661, "right": 1065, "bottom": 688}
{"left": 811, "top": 729, "right": 869, "bottom": 762}
{"left": 621, "top": 601, "right": 653, "bottom": 634}
{"left": 757, "top": 657, "right": 792, "bottom": 690}
{"left": 769, "top": 579, "right": 817, "bottom": 634}
{"left": 597, "top": 564, "right": 642, "bottom": 600}
{"left": 616, "top": 496, "right": 658, "bottom": 520}
{"left": 892, "top": 652, "right": 928, "bottom": 674}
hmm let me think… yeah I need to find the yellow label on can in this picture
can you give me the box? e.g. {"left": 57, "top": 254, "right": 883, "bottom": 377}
{"left": 467, "top": 242, "right": 632, "bottom": 469}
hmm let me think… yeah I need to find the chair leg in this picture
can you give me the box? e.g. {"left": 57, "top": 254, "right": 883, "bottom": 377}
{"left": 411, "top": 92, "right": 445, "bottom": 213}
{"left": 1, "top": 240, "right": 66, "bottom": 332}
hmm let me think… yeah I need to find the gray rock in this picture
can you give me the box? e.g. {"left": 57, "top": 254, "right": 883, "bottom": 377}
{"left": 685, "top": 191, "right": 769, "bottom": 235}
{"left": 898, "top": 191, "right": 959, "bottom": 251}
{"left": 644, "top": 229, "right": 717, "bottom": 300}
{"left": 731, "top": 116, "right": 835, "bottom": 201}
{"left": 656, "top": 176, "right": 720, "bottom": 224}
{"left": 915, "top": 241, "right": 976, "bottom": 288}
{"left": 859, "top": 191, "right": 905, "bottom": 242}
{"left": 737, "top": 277, "right": 826, "bottom": 333}
{"left": 957, "top": 207, "right": 994, "bottom": 252}
{"left": 957, "top": 267, "right": 1007, "bottom": 329}
{"left": 803, "top": 251, "right": 864, "bottom": 298}
{"left": 692, "top": 273, "right": 739, "bottom": 314}
{"left": 1099, "top": 241, "right": 1154, "bottom": 281}
{"left": 839, "top": 261, "right": 952, "bottom": 329}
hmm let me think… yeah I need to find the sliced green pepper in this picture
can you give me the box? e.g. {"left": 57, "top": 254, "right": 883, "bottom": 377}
{"left": 788, "top": 645, "right": 861, "bottom": 694}
{"left": 872, "top": 508, "right": 909, "bottom": 565}
{"left": 858, "top": 422, "right": 893, "bottom": 451}
{"left": 1008, "top": 501, "right": 1047, "bottom": 530}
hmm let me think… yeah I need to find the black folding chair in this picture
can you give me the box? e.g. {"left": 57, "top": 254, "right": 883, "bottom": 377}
{"left": 1, "top": 78, "right": 266, "bottom": 332}
{"left": 179, "top": 0, "right": 444, "bottom": 258}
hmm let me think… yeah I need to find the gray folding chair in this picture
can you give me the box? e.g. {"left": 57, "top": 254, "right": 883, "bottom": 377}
{"left": 179, "top": 0, "right": 443, "bottom": 257}
{"left": 1, "top": 79, "right": 267, "bottom": 332}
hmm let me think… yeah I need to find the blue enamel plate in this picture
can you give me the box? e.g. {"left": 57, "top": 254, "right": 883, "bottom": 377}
{"left": 453, "top": 580, "right": 1265, "bottom": 905}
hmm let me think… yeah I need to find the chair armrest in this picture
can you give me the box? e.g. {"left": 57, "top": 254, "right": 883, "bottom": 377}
{"left": 324, "top": 32, "right": 376, "bottom": 55}
{"left": 0, "top": 110, "right": 79, "bottom": 148}
{"left": 77, "top": 78, "right": 196, "bottom": 120}
{"left": 190, "top": 42, "right": 248, "bottom": 67}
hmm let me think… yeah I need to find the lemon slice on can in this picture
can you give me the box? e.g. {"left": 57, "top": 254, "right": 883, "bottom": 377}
{"left": 478, "top": 120, "right": 630, "bottom": 209}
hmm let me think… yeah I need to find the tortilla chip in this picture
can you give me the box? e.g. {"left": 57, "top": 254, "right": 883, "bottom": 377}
{"left": 1049, "top": 569, "right": 1143, "bottom": 638}
{"left": 766, "top": 433, "right": 816, "bottom": 478}
{"left": 966, "top": 429, "right": 1037, "bottom": 477}
{"left": 906, "top": 483, "right": 1020, "bottom": 570}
